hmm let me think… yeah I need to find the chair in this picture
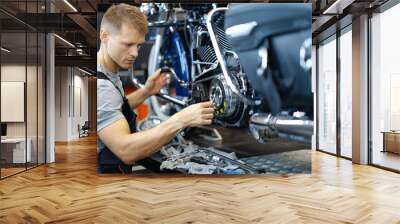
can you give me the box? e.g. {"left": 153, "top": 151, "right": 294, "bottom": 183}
{"left": 78, "top": 121, "right": 90, "bottom": 138}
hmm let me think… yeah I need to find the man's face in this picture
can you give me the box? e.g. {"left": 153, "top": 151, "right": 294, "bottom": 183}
{"left": 104, "top": 23, "right": 145, "bottom": 70}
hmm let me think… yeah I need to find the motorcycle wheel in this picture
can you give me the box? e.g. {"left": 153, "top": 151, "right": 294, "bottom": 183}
{"left": 147, "top": 33, "right": 180, "bottom": 120}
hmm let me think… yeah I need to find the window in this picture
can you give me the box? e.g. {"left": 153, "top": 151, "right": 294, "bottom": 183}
{"left": 339, "top": 27, "right": 352, "bottom": 158}
{"left": 370, "top": 3, "right": 400, "bottom": 171}
{"left": 317, "top": 36, "right": 337, "bottom": 154}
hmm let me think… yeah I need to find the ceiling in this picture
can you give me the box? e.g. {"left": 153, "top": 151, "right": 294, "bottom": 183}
{"left": 0, "top": 0, "right": 391, "bottom": 71}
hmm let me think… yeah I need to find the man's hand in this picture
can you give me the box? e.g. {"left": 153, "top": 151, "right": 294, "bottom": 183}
{"left": 171, "top": 101, "right": 215, "bottom": 128}
{"left": 144, "top": 69, "right": 169, "bottom": 96}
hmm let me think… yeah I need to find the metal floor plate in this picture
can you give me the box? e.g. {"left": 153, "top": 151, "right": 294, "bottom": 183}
{"left": 240, "top": 149, "right": 311, "bottom": 174}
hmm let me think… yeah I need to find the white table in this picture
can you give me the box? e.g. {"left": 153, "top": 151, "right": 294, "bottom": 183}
{"left": 1, "top": 138, "right": 31, "bottom": 163}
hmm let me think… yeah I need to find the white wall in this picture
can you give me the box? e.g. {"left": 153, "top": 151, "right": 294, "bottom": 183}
{"left": 72, "top": 72, "right": 89, "bottom": 138}
{"left": 54, "top": 67, "right": 89, "bottom": 141}
{"left": 55, "top": 66, "right": 68, "bottom": 141}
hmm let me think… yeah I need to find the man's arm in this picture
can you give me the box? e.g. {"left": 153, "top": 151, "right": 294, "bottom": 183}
{"left": 126, "top": 87, "right": 150, "bottom": 109}
{"left": 126, "top": 69, "right": 168, "bottom": 109}
{"left": 98, "top": 101, "right": 214, "bottom": 164}
{"left": 98, "top": 115, "right": 183, "bottom": 164}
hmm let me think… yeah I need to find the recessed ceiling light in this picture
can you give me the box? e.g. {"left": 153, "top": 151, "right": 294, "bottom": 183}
{"left": 1, "top": 47, "right": 11, "bottom": 53}
{"left": 63, "top": 0, "right": 78, "bottom": 12}
{"left": 78, "top": 67, "right": 93, "bottom": 76}
{"left": 54, "top": 34, "right": 75, "bottom": 48}
{"left": 323, "top": 0, "right": 354, "bottom": 15}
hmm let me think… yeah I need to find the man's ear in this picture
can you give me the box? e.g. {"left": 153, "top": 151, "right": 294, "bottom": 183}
{"left": 99, "top": 28, "right": 109, "bottom": 44}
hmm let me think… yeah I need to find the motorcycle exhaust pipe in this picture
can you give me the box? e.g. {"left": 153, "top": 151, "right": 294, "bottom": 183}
{"left": 249, "top": 112, "right": 314, "bottom": 144}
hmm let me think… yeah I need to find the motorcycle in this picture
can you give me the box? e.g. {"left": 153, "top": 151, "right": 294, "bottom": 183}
{"left": 137, "top": 3, "right": 314, "bottom": 144}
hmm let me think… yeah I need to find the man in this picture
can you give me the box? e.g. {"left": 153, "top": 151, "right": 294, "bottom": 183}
{"left": 97, "top": 4, "right": 214, "bottom": 173}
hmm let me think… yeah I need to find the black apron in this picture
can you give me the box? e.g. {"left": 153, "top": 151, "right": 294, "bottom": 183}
{"left": 97, "top": 72, "right": 160, "bottom": 173}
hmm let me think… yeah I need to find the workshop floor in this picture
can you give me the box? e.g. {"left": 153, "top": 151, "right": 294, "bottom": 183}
{"left": 0, "top": 135, "right": 400, "bottom": 223}
{"left": 186, "top": 126, "right": 312, "bottom": 174}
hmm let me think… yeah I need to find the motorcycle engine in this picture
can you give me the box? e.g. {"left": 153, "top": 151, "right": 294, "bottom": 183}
{"left": 190, "top": 12, "right": 255, "bottom": 127}
{"left": 209, "top": 73, "right": 246, "bottom": 125}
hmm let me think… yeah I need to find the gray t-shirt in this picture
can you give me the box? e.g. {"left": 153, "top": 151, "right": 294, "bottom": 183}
{"left": 97, "top": 64, "right": 132, "bottom": 151}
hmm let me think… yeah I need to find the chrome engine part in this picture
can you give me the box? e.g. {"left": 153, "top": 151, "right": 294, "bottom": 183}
{"left": 249, "top": 112, "right": 314, "bottom": 144}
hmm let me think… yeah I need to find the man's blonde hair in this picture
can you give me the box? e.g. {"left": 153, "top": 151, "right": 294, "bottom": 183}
{"left": 101, "top": 3, "right": 148, "bottom": 35}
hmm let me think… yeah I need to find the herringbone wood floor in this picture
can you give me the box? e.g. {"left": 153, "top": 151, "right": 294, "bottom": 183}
{"left": 1, "top": 135, "right": 400, "bottom": 223}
